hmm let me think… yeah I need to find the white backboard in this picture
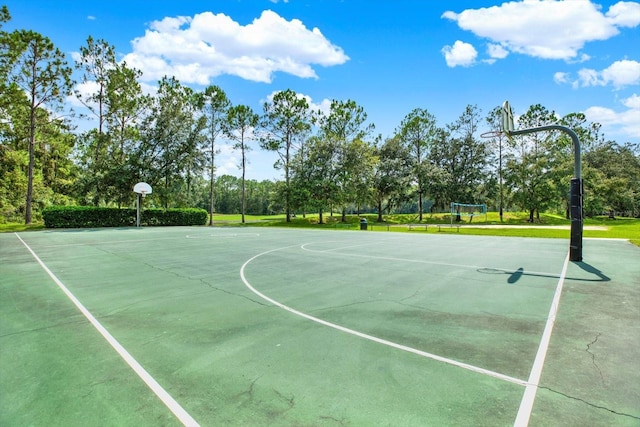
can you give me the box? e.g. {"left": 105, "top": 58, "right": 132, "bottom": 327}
{"left": 502, "top": 101, "right": 515, "bottom": 134}
{"left": 133, "top": 182, "right": 152, "bottom": 195}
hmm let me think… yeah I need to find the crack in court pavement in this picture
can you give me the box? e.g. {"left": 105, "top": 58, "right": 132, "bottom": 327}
{"left": 272, "top": 388, "right": 295, "bottom": 414}
{"left": 319, "top": 415, "right": 349, "bottom": 425}
{"left": 198, "top": 278, "right": 270, "bottom": 307}
{"left": 540, "top": 386, "right": 640, "bottom": 421}
{"left": 233, "top": 375, "right": 262, "bottom": 403}
{"left": 586, "top": 332, "right": 605, "bottom": 385}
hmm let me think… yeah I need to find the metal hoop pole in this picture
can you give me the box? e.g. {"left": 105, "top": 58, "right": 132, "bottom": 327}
{"left": 507, "top": 125, "right": 582, "bottom": 261}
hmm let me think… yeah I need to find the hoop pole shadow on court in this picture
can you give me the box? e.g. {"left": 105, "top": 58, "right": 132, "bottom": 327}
{"left": 478, "top": 262, "right": 611, "bottom": 284}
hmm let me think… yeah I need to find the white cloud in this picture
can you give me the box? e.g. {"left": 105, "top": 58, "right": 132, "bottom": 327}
{"left": 441, "top": 40, "right": 477, "bottom": 67}
{"left": 121, "top": 10, "right": 349, "bottom": 84}
{"left": 575, "top": 59, "right": 640, "bottom": 88}
{"left": 487, "top": 43, "right": 508, "bottom": 59}
{"left": 623, "top": 92, "right": 640, "bottom": 109}
{"left": 606, "top": 1, "right": 640, "bottom": 27}
{"left": 553, "top": 71, "right": 570, "bottom": 85}
{"left": 442, "top": 1, "right": 640, "bottom": 61}
{"left": 601, "top": 59, "right": 640, "bottom": 87}
{"left": 584, "top": 93, "right": 640, "bottom": 139}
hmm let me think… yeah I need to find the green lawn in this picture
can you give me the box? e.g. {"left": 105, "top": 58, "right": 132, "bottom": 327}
{"left": 249, "top": 212, "right": 640, "bottom": 247}
{"left": 3, "top": 212, "right": 639, "bottom": 247}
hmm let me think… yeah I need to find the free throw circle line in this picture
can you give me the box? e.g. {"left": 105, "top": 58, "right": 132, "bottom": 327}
{"left": 240, "top": 244, "right": 528, "bottom": 387}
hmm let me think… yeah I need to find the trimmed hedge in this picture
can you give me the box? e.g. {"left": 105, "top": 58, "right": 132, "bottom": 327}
{"left": 42, "top": 206, "right": 207, "bottom": 228}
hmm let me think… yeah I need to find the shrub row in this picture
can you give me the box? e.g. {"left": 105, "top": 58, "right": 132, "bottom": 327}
{"left": 42, "top": 206, "right": 207, "bottom": 228}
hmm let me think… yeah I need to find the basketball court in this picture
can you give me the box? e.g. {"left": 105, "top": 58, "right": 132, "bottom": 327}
{"left": 1, "top": 226, "right": 638, "bottom": 426}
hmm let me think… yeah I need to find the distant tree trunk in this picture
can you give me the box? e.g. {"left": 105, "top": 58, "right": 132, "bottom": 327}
{"left": 241, "top": 153, "right": 246, "bottom": 224}
{"left": 209, "top": 173, "right": 214, "bottom": 225}
{"left": 25, "top": 129, "right": 35, "bottom": 224}
{"left": 377, "top": 199, "right": 383, "bottom": 222}
{"left": 318, "top": 209, "right": 323, "bottom": 224}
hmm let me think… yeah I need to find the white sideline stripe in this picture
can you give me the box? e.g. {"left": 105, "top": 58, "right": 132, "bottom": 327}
{"left": 513, "top": 252, "right": 570, "bottom": 427}
{"left": 14, "top": 233, "right": 199, "bottom": 427}
{"left": 240, "top": 245, "right": 528, "bottom": 387}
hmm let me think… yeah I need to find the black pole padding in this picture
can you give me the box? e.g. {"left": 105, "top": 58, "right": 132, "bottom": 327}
{"left": 569, "top": 178, "right": 583, "bottom": 261}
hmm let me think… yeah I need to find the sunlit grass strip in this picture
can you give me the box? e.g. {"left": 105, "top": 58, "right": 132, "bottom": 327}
{"left": 0, "top": 223, "right": 45, "bottom": 233}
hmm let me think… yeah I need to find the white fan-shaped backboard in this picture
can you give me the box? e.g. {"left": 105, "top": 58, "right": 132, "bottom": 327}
{"left": 502, "top": 101, "right": 515, "bottom": 134}
{"left": 133, "top": 182, "right": 152, "bottom": 194}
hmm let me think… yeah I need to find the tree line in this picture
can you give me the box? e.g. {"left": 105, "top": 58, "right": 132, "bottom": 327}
{"left": 1, "top": 6, "right": 639, "bottom": 224}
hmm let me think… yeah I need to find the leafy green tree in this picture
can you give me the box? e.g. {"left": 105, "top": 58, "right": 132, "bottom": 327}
{"left": 3, "top": 29, "right": 74, "bottom": 223}
{"left": 372, "top": 136, "right": 412, "bottom": 221}
{"left": 103, "top": 62, "right": 147, "bottom": 206}
{"left": 294, "top": 134, "right": 340, "bottom": 224}
{"left": 583, "top": 141, "right": 640, "bottom": 217}
{"left": 0, "top": 89, "right": 29, "bottom": 220}
{"left": 245, "top": 179, "right": 277, "bottom": 215}
{"left": 396, "top": 108, "right": 438, "bottom": 220}
{"left": 553, "top": 112, "right": 604, "bottom": 217}
{"left": 135, "top": 76, "right": 205, "bottom": 209}
{"left": 438, "top": 105, "right": 489, "bottom": 210}
{"left": 215, "top": 174, "right": 241, "bottom": 213}
{"left": 316, "top": 99, "right": 375, "bottom": 221}
{"left": 260, "top": 89, "right": 312, "bottom": 222}
{"left": 73, "top": 37, "right": 141, "bottom": 206}
{"left": 225, "top": 104, "right": 259, "bottom": 223}
{"left": 198, "top": 85, "right": 230, "bottom": 225}
{"left": 75, "top": 37, "right": 116, "bottom": 135}
{"left": 503, "top": 104, "right": 558, "bottom": 222}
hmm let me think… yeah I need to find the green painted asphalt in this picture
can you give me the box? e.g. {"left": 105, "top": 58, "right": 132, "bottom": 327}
{"left": 1, "top": 228, "right": 638, "bottom": 426}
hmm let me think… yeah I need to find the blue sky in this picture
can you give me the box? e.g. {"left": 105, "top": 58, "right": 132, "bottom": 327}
{"left": 5, "top": 0, "right": 640, "bottom": 180}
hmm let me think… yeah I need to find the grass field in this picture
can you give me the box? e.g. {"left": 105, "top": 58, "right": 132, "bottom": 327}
{"left": 206, "top": 212, "right": 640, "bottom": 247}
{"left": 3, "top": 211, "right": 639, "bottom": 247}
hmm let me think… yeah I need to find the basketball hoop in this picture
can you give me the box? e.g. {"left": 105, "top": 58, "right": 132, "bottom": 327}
{"left": 133, "top": 182, "right": 152, "bottom": 195}
{"left": 133, "top": 182, "right": 152, "bottom": 227}
{"left": 480, "top": 130, "right": 504, "bottom": 139}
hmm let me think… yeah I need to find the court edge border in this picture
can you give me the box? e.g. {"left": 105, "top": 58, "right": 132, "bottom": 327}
{"left": 14, "top": 233, "right": 200, "bottom": 427}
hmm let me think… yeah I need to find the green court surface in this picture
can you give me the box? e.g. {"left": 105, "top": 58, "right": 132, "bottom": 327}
{"left": 1, "top": 227, "right": 638, "bottom": 426}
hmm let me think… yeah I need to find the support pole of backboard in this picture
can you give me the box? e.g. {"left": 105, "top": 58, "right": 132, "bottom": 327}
{"left": 136, "top": 193, "right": 141, "bottom": 228}
{"left": 508, "top": 125, "right": 583, "bottom": 261}
{"left": 133, "top": 182, "right": 152, "bottom": 229}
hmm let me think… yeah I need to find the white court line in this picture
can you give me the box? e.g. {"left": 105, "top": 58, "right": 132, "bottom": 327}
{"left": 185, "top": 233, "right": 260, "bottom": 239}
{"left": 14, "top": 233, "right": 199, "bottom": 427}
{"left": 513, "top": 252, "right": 571, "bottom": 426}
{"left": 240, "top": 244, "right": 528, "bottom": 387}
{"left": 301, "top": 242, "right": 561, "bottom": 278}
